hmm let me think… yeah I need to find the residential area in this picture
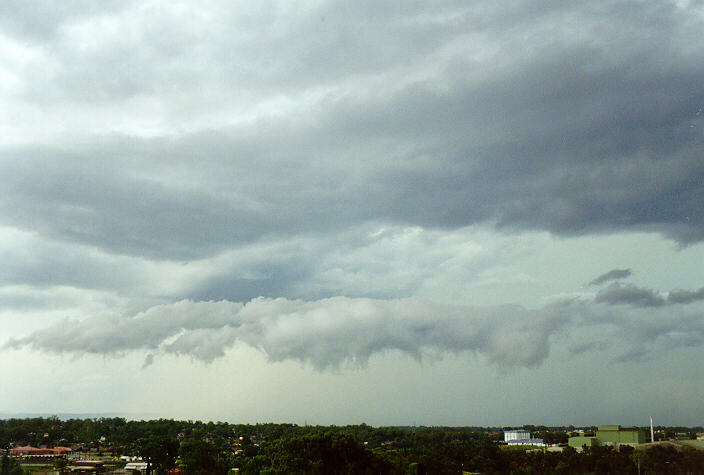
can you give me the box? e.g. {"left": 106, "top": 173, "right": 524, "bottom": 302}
{"left": 2, "top": 417, "right": 704, "bottom": 473}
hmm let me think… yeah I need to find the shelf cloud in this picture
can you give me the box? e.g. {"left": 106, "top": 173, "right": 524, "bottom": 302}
{"left": 4, "top": 297, "right": 566, "bottom": 369}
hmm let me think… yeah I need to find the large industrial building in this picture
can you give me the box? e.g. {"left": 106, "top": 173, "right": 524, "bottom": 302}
{"left": 503, "top": 430, "right": 545, "bottom": 446}
{"left": 504, "top": 430, "right": 531, "bottom": 442}
{"left": 568, "top": 425, "right": 647, "bottom": 449}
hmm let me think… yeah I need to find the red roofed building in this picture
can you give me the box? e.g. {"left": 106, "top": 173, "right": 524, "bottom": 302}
{"left": 9, "top": 445, "right": 74, "bottom": 462}
{"left": 10, "top": 446, "right": 51, "bottom": 455}
{"left": 10, "top": 445, "right": 73, "bottom": 455}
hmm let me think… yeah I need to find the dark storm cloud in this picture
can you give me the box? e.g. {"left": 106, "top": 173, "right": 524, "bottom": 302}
{"left": 589, "top": 269, "right": 632, "bottom": 286}
{"left": 3, "top": 298, "right": 567, "bottom": 369}
{"left": 595, "top": 283, "right": 665, "bottom": 307}
{"left": 0, "top": 227, "right": 138, "bottom": 291}
{"left": 0, "top": 149, "right": 268, "bottom": 259}
{"left": 1, "top": 0, "right": 704, "bottom": 259}
{"left": 668, "top": 287, "right": 704, "bottom": 304}
{"left": 594, "top": 282, "right": 704, "bottom": 308}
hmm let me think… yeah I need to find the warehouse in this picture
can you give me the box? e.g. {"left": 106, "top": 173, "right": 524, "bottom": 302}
{"left": 568, "top": 425, "right": 646, "bottom": 449}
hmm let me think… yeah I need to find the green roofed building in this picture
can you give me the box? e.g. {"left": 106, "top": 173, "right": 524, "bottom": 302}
{"left": 596, "top": 425, "right": 646, "bottom": 444}
{"left": 569, "top": 425, "right": 646, "bottom": 449}
{"left": 567, "top": 436, "right": 598, "bottom": 449}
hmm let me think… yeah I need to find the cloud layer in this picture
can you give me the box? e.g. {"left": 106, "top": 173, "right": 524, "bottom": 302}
{"left": 7, "top": 274, "right": 704, "bottom": 369}
{"left": 1, "top": 0, "right": 704, "bottom": 263}
{"left": 4, "top": 297, "right": 566, "bottom": 369}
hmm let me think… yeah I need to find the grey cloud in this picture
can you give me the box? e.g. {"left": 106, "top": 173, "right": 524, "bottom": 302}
{"left": 0, "top": 152, "right": 268, "bottom": 259}
{"left": 4, "top": 297, "right": 567, "bottom": 369}
{"left": 668, "top": 287, "right": 704, "bottom": 304}
{"left": 4, "top": 300, "right": 241, "bottom": 355}
{"left": 595, "top": 282, "right": 704, "bottom": 308}
{"left": 612, "top": 347, "right": 650, "bottom": 363}
{"left": 0, "top": 1, "right": 131, "bottom": 42}
{"left": 589, "top": 269, "right": 632, "bottom": 286}
{"left": 141, "top": 353, "right": 154, "bottom": 369}
{"left": 184, "top": 241, "right": 322, "bottom": 302}
{"left": 183, "top": 224, "right": 515, "bottom": 304}
{"left": 0, "top": 1, "right": 703, "bottom": 261}
{"left": 0, "top": 286, "right": 119, "bottom": 313}
{"left": 10, "top": 1, "right": 471, "bottom": 106}
{"left": 568, "top": 340, "right": 607, "bottom": 356}
{"left": 564, "top": 295, "right": 704, "bottom": 362}
{"left": 616, "top": 313, "right": 704, "bottom": 362}
{"left": 595, "top": 283, "right": 665, "bottom": 308}
{"left": 0, "top": 227, "right": 138, "bottom": 292}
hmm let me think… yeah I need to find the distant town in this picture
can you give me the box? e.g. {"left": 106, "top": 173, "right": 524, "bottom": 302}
{"left": 1, "top": 417, "right": 704, "bottom": 473}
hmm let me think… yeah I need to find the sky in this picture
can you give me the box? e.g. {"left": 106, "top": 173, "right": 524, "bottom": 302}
{"left": 1, "top": 0, "right": 703, "bottom": 428}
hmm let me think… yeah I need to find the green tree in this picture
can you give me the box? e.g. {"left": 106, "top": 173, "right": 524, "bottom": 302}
{"left": 179, "top": 439, "right": 221, "bottom": 474}
{"left": 54, "top": 457, "right": 69, "bottom": 470}
{"left": 262, "top": 432, "right": 390, "bottom": 474}
{"left": 630, "top": 449, "right": 646, "bottom": 475}
{"left": 138, "top": 436, "right": 179, "bottom": 474}
{"left": 0, "top": 454, "right": 23, "bottom": 475}
{"left": 77, "top": 419, "right": 96, "bottom": 443}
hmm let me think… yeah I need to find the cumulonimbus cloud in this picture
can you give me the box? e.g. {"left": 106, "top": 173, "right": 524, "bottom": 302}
{"left": 3, "top": 297, "right": 566, "bottom": 369}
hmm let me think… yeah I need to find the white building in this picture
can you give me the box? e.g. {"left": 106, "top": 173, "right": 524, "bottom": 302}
{"left": 504, "top": 430, "right": 531, "bottom": 442}
{"left": 125, "top": 462, "right": 149, "bottom": 471}
{"left": 504, "top": 429, "right": 545, "bottom": 446}
{"left": 507, "top": 439, "right": 546, "bottom": 447}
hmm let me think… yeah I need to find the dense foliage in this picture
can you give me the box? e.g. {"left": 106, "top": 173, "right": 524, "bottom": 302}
{"left": 1, "top": 417, "right": 704, "bottom": 474}
{"left": 0, "top": 455, "right": 23, "bottom": 475}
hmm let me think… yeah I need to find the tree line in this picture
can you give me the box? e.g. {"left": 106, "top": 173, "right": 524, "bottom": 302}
{"left": 1, "top": 417, "right": 704, "bottom": 473}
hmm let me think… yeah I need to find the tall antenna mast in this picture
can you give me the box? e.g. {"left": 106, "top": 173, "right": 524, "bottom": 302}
{"left": 650, "top": 416, "right": 654, "bottom": 443}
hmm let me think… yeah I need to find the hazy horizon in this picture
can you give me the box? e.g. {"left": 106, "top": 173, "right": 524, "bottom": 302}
{"left": 0, "top": 413, "right": 691, "bottom": 431}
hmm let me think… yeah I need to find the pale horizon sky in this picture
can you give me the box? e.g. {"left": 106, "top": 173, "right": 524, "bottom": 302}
{"left": 1, "top": 0, "right": 703, "bottom": 427}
